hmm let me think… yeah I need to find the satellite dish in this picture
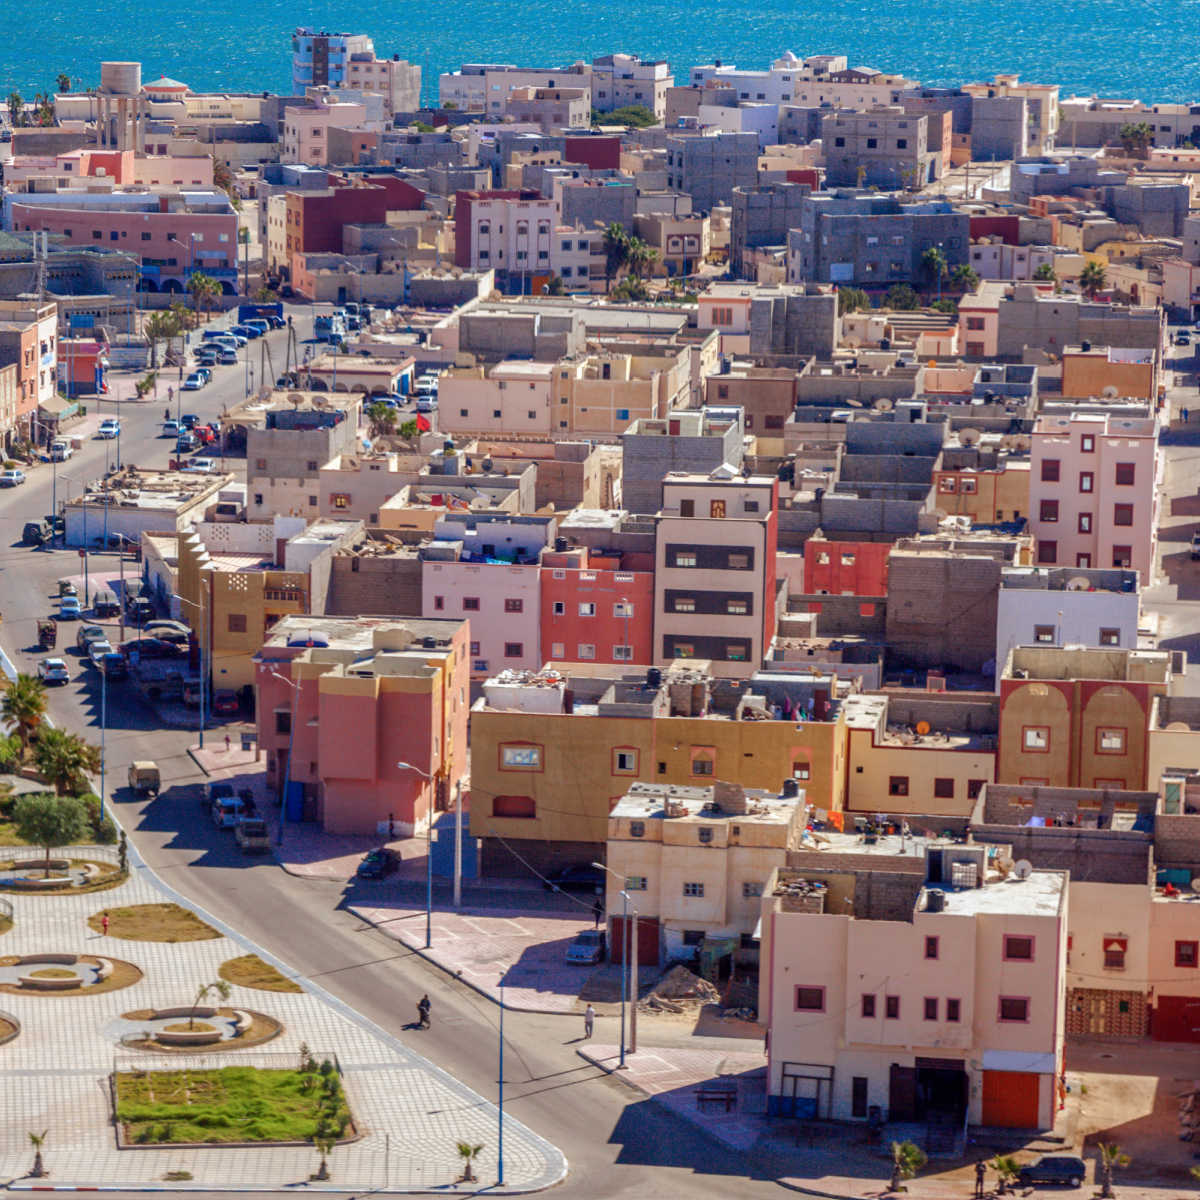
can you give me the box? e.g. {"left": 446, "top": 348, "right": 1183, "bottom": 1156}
{"left": 844, "top": 336, "right": 862, "bottom": 349}
{"left": 874, "top": 397, "right": 894, "bottom": 411}
{"left": 1167, "top": 722, "right": 1194, "bottom": 733}
{"left": 1013, "top": 435, "right": 1032, "bottom": 452}
{"left": 1066, "top": 576, "right": 1092, "bottom": 591}
{"left": 1190, "top": 878, "right": 1200, "bottom": 893}
{"left": 1102, "top": 384, "right": 1120, "bottom": 398}
{"left": 1013, "top": 859, "right": 1034, "bottom": 880}
{"left": 959, "top": 427, "right": 982, "bottom": 446}
{"left": 915, "top": 720, "right": 931, "bottom": 735}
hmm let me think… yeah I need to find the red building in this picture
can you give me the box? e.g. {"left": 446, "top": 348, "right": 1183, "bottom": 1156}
{"left": 284, "top": 183, "right": 391, "bottom": 262}
{"left": 563, "top": 135, "right": 622, "bottom": 171}
{"left": 540, "top": 547, "right": 654, "bottom": 666}
{"left": 803, "top": 538, "right": 890, "bottom": 597}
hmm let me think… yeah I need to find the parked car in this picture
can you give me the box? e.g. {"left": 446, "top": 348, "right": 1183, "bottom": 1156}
{"left": 243, "top": 319, "right": 270, "bottom": 336}
{"left": 232, "top": 323, "right": 261, "bottom": 339}
{"left": 1017, "top": 1156, "right": 1087, "bottom": 1189}
{"left": 0, "top": 468, "right": 26, "bottom": 486}
{"left": 49, "top": 439, "right": 73, "bottom": 461}
{"left": 99, "top": 651, "right": 128, "bottom": 678}
{"left": 143, "top": 620, "right": 190, "bottom": 641}
{"left": 195, "top": 367, "right": 213, "bottom": 384}
{"left": 356, "top": 847, "right": 397, "bottom": 878}
{"left": 566, "top": 929, "right": 606, "bottom": 964}
{"left": 176, "top": 432, "right": 200, "bottom": 453}
{"left": 87, "top": 639, "right": 114, "bottom": 665}
{"left": 543, "top": 864, "right": 605, "bottom": 894}
{"left": 57, "top": 596, "right": 81, "bottom": 620}
{"left": 92, "top": 590, "right": 120, "bottom": 617}
{"left": 97, "top": 418, "right": 121, "bottom": 438}
{"left": 218, "top": 349, "right": 238, "bottom": 365}
{"left": 181, "top": 679, "right": 202, "bottom": 707}
{"left": 22, "top": 520, "right": 52, "bottom": 545}
{"left": 121, "top": 636, "right": 184, "bottom": 659}
{"left": 182, "top": 373, "right": 206, "bottom": 391}
{"left": 127, "top": 761, "right": 160, "bottom": 797}
{"left": 126, "top": 597, "right": 155, "bottom": 624}
{"left": 193, "top": 424, "right": 216, "bottom": 445}
{"left": 76, "top": 624, "right": 108, "bottom": 651}
{"left": 212, "top": 689, "right": 240, "bottom": 715}
{"left": 181, "top": 457, "right": 217, "bottom": 474}
{"left": 57, "top": 578, "right": 77, "bottom": 597}
{"left": 1175, "top": 331, "right": 1191, "bottom": 346}
{"left": 211, "top": 796, "right": 246, "bottom": 829}
{"left": 161, "top": 420, "right": 183, "bottom": 439}
{"left": 416, "top": 397, "right": 438, "bottom": 413}
{"left": 180, "top": 414, "right": 200, "bottom": 429}
{"left": 37, "top": 657, "right": 69, "bottom": 685}
{"left": 236, "top": 818, "right": 271, "bottom": 854}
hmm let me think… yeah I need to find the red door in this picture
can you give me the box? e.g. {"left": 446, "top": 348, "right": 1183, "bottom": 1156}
{"left": 981, "top": 1071, "right": 1040, "bottom": 1127}
{"left": 610, "top": 915, "right": 659, "bottom": 966}
{"left": 1153, "top": 996, "right": 1200, "bottom": 1042}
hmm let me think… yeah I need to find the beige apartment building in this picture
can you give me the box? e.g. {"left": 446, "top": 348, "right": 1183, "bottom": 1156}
{"left": 437, "top": 360, "right": 555, "bottom": 437}
{"left": 605, "top": 780, "right": 806, "bottom": 963}
{"left": 555, "top": 345, "right": 693, "bottom": 438}
{"left": 760, "top": 839, "right": 1067, "bottom": 1130}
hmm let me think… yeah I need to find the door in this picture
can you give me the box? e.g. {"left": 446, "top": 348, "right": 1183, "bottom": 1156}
{"left": 852, "top": 1076, "right": 868, "bottom": 1119}
{"left": 1153, "top": 995, "right": 1200, "bottom": 1042}
{"left": 610, "top": 915, "right": 659, "bottom": 966}
{"left": 889, "top": 1064, "right": 917, "bottom": 1122}
{"left": 981, "top": 1070, "right": 1040, "bottom": 1127}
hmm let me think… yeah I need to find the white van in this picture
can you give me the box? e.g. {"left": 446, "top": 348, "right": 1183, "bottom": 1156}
{"left": 49, "top": 439, "right": 73, "bottom": 461}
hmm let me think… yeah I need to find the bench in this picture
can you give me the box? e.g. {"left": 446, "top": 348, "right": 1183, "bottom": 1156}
{"left": 695, "top": 1080, "right": 738, "bottom": 1112}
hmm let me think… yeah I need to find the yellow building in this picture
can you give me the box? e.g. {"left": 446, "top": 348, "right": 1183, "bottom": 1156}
{"left": 470, "top": 663, "right": 848, "bottom": 874}
{"left": 932, "top": 459, "right": 1031, "bottom": 526}
{"left": 556, "top": 344, "right": 692, "bottom": 437}
{"left": 1060, "top": 344, "right": 1157, "bottom": 401}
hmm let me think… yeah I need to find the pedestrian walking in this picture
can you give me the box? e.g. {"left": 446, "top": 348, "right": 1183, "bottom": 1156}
{"left": 583, "top": 1003, "right": 595, "bottom": 1039}
{"left": 592, "top": 896, "right": 603, "bottom": 928}
{"left": 974, "top": 1159, "right": 986, "bottom": 1198}
{"left": 1183, "top": 407, "right": 1190, "bottom": 423}
{"left": 100, "top": 912, "right": 110, "bottom": 937}
{"left": 224, "top": 733, "right": 231, "bottom": 753}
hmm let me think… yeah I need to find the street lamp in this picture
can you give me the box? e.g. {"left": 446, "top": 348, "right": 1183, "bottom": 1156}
{"left": 592, "top": 862, "right": 638, "bottom": 1066}
{"left": 396, "top": 760, "right": 435, "bottom": 948}
{"left": 171, "top": 591, "right": 206, "bottom": 748}
{"left": 269, "top": 671, "right": 300, "bottom": 844}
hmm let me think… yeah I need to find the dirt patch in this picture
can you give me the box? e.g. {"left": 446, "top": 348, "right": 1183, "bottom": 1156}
{"left": 0, "top": 954, "right": 142, "bottom": 996}
{"left": 639, "top": 965, "right": 720, "bottom": 1014}
{"left": 218, "top": 954, "right": 302, "bottom": 993}
{"left": 89, "top": 903, "right": 219, "bottom": 942}
{"left": 0, "top": 1015, "right": 18, "bottom": 1044}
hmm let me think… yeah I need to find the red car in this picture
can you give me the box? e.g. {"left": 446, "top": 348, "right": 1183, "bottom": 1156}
{"left": 194, "top": 425, "right": 216, "bottom": 445}
{"left": 212, "top": 689, "right": 240, "bottom": 715}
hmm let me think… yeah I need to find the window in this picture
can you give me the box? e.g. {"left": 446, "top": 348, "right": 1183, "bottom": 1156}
{"left": 896, "top": 138, "right": 908, "bottom": 149}
{"left": 672, "top": 596, "right": 696, "bottom": 613}
{"left": 613, "top": 749, "right": 638, "bottom": 774}
{"left": 504, "top": 642, "right": 523, "bottom": 658}
{"left": 552, "top": 601, "right": 565, "bottom": 616}
{"left": 885, "top": 995, "right": 900, "bottom": 1019}
{"left": 1081, "top": 434, "right": 1095, "bottom": 453}
{"left": 1023, "top": 727, "right": 1050, "bottom": 751}
{"left": 1099, "top": 628, "right": 1120, "bottom": 646}
{"left": 613, "top": 645, "right": 633, "bottom": 661}
{"left": 1004, "top": 935, "right": 1034, "bottom": 961}
{"left": 698, "top": 827, "right": 713, "bottom": 844}
{"left": 679, "top": 499, "right": 695, "bottom": 517}
{"left": 794, "top": 986, "right": 825, "bottom": 1011}
{"left": 1040, "top": 459, "right": 1060, "bottom": 482}
{"left": 613, "top": 601, "right": 634, "bottom": 618}
{"left": 671, "top": 550, "right": 697, "bottom": 568}
{"left": 861, "top": 994, "right": 876, "bottom": 1018}
{"left": 924, "top": 997, "right": 938, "bottom": 1021}
{"left": 432, "top": 595, "right": 445, "bottom": 611}
{"left": 577, "top": 643, "right": 596, "bottom": 659}
{"left": 1079, "top": 471, "right": 1094, "bottom": 493}
{"left": 578, "top": 602, "right": 595, "bottom": 617}
{"left": 492, "top": 795, "right": 535, "bottom": 819}
{"left": 1097, "top": 727, "right": 1126, "bottom": 754}
{"left": 683, "top": 881, "right": 705, "bottom": 897}
{"left": 791, "top": 758, "right": 811, "bottom": 780}
{"left": 550, "top": 641, "right": 564, "bottom": 658}
{"left": 925, "top": 936, "right": 939, "bottom": 960}
{"left": 626, "top": 875, "right": 647, "bottom": 890}
{"left": 998, "top": 997, "right": 1029, "bottom": 1022}
{"left": 1113, "top": 503, "right": 1133, "bottom": 527}
{"left": 1037, "top": 540, "right": 1057, "bottom": 564}
{"left": 947, "top": 998, "right": 961, "bottom": 1022}
{"left": 255, "top": 458, "right": 268, "bottom": 470}
{"left": 501, "top": 745, "right": 541, "bottom": 769}
{"left": 1039, "top": 499, "right": 1059, "bottom": 522}
{"left": 504, "top": 598, "right": 523, "bottom": 613}
{"left": 1034, "top": 625, "right": 1056, "bottom": 643}
{"left": 629, "top": 821, "right": 645, "bottom": 839}
{"left": 691, "top": 750, "right": 715, "bottom": 777}
{"left": 710, "top": 499, "right": 726, "bottom": 519}
{"left": 1176, "top": 941, "right": 1199, "bottom": 968}
{"left": 889, "top": 775, "right": 909, "bottom": 796}
{"left": 463, "top": 597, "right": 480, "bottom": 611}
{"left": 1112, "top": 546, "right": 1132, "bottom": 568}
{"left": 1078, "top": 512, "right": 1092, "bottom": 534}
{"left": 745, "top": 498, "right": 760, "bottom": 511}
{"left": 274, "top": 710, "right": 291, "bottom": 735}
{"left": 742, "top": 881, "right": 763, "bottom": 898}
{"left": 1104, "top": 939, "right": 1126, "bottom": 970}
{"left": 961, "top": 478, "right": 977, "bottom": 494}
{"left": 227, "top": 613, "right": 247, "bottom": 633}
{"left": 470, "top": 641, "right": 481, "bottom": 656}
{"left": 1115, "top": 462, "right": 1136, "bottom": 486}
{"left": 726, "top": 598, "right": 749, "bottom": 615}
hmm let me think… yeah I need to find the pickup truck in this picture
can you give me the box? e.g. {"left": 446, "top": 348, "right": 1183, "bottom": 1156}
{"left": 236, "top": 818, "right": 271, "bottom": 854}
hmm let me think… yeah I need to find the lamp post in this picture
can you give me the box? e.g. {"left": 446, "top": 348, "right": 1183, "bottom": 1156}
{"left": 269, "top": 670, "right": 300, "bottom": 844}
{"left": 171, "top": 590, "right": 206, "bottom": 748}
{"left": 99, "top": 657, "right": 107, "bottom": 821}
{"left": 396, "top": 760, "right": 435, "bottom": 948}
{"left": 593, "top": 862, "right": 638, "bottom": 1062}
{"left": 498, "top": 982, "right": 505, "bottom": 1187}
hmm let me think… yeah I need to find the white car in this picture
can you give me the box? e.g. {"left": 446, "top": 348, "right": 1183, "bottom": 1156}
{"left": 182, "top": 373, "right": 206, "bottom": 391}
{"left": 182, "top": 457, "right": 217, "bottom": 474}
{"left": 97, "top": 418, "right": 121, "bottom": 438}
{"left": 87, "top": 639, "right": 114, "bottom": 665}
{"left": 0, "top": 468, "right": 25, "bottom": 486}
{"left": 37, "top": 657, "right": 69, "bottom": 685}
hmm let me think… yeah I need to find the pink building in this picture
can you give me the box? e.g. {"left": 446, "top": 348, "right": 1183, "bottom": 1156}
{"left": 436, "top": 360, "right": 554, "bottom": 436}
{"left": 1029, "top": 411, "right": 1160, "bottom": 581}
{"left": 283, "top": 100, "right": 369, "bottom": 166}
{"left": 254, "top": 615, "right": 470, "bottom": 836}
{"left": 540, "top": 546, "right": 654, "bottom": 666}
{"left": 454, "top": 189, "right": 560, "bottom": 275}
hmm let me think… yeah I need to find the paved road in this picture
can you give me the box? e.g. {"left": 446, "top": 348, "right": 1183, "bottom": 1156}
{"left": 0, "top": 323, "right": 783, "bottom": 1196}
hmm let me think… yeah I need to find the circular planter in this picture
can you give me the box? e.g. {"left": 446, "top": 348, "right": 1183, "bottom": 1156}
{"left": 119, "top": 1007, "right": 283, "bottom": 1053}
{"left": 0, "top": 953, "right": 141, "bottom": 996}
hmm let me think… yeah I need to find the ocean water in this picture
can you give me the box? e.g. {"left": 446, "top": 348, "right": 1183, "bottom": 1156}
{"left": 1, "top": 0, "right": 1198, "bottom": 104}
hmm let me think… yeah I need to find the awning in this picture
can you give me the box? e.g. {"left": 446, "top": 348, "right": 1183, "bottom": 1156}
{"left": 981, "top": 1049, "right": 1056, "bottom": 1074}
{"left": 39, "top": 394, "right": 77, "bottom": 418}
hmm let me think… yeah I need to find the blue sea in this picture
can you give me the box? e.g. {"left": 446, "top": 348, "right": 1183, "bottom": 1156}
{"left": 1, "top": 0, "right": 1199, "bottom": 104}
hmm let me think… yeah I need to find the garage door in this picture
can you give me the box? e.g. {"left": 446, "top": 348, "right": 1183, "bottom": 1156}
{"left": 1153, "top": 995, "right": 1200, "bottom": 1042}
{"left": 981, "top": 1070, "right": 1040, "bottom": 1128}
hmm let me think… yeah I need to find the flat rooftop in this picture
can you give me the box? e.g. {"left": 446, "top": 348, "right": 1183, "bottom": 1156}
{"left": 262, "top": 614, "right": 461, "bottom": 655}
{"left": 72, "top": 469, "right": 229, "bottom": 511}
{"left": 610, "top": 782, "right": 802, "bottom": 826}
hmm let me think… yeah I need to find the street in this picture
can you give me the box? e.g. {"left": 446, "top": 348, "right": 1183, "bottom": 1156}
{"left": 0, "top": 310, "right": 782, "bottom": 1196}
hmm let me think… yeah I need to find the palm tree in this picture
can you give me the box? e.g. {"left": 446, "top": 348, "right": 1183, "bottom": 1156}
{"left": 602, "top": 222, "right": 629, "bottom": 290}
{"left": 542, "top": 274, "right": 565, "bottom": 296}
{"left": 28, "top": 1130, "right": 47, "bottom": 1179}
{"left": 144, "top": 310, "right": 181, "bottom": 370}
{"left": 888, "top": 1141, "right": 927, "bottom": 1193}
{"left": 1118, "top": 121, "right": 1153, "bottom": 158}
{"left": 31, "top": 728, "right": 101, "bottom": 795}
{"left": 992, "top": 1154, "right": 1020, "bottom": 1195}
{"left": 365, "top": 401, "right": 396, "bottom": 439}
{"left": 1080, "top": 260, "right": 1107, "bottom": 298}
{"left": 1033, "top": 262, "right": 1057, "bottom": 283}
{"left": 55, "top": 74, "right": 71, "bottom": 93}
{"left": 921, "top": 246, "right": 948, "bottom": 289}
{"left": 951, "top": 264, "right": 980, "bottom": 292}
{"left": 7, "top": 91, "right": 23, "bottom": 128}
{"left": 1097, "top": 1143, "right": 1129, "bottom": 1198}
{"left": 456, "top": 1141, "right": 484, "bottom": 1183}
{"left": 625, "top": 236, "right": 658, "bottom": 281}
{"left": 2, "top": 674, "right": 47, "bottom": 757}
{"left": 190, "top": 979, "right": 231, "bottom": 1029}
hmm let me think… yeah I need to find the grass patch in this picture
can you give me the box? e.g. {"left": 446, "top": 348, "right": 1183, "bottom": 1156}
{"left": 29, "top": 968, "right": 75, "bottom": 979}
{"left": 219, "top": 955, "right": 302, "bottom": 994}
{"left": 162, "top": 1022, "right": 215, "bottom": 1034}
{"left": 0, "top": 916, "right": 11, "bottom": 937}
{"left": 88, "top": 903, "right": 218, "bottom": 942}
{"left": 115, "top": 1066, "right": 354, "bottom": 1145}
{"left": 0, "top": 858, "right": 123, "bottom": 895}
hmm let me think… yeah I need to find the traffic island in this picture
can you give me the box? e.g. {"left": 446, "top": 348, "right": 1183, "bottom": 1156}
{"left": 112, "top": 1059, "right": 358, "bottom": 1147}
{"left": 0, "top": 952, "right": 142, "bottom": 995}
{"left": 118, "top": 1006, "right": 283, "bottom": 1052}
